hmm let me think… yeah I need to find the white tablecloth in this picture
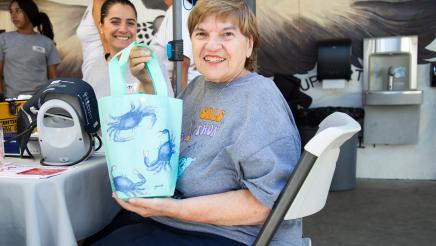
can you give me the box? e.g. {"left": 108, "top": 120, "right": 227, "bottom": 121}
{"left": 0, "top": 155, "right": 120, "bottom": 246}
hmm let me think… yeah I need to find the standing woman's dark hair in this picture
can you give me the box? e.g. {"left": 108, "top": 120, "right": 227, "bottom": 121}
{"left": 9, "top": 0, "right": 54, "bottom": 40}
{"left": 100, "top": 0, "right": 137, "bottom": 24}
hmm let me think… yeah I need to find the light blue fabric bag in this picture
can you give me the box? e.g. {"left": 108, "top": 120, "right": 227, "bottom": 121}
{"left": 99, "top": 41, "right": 182, "bottom": 200}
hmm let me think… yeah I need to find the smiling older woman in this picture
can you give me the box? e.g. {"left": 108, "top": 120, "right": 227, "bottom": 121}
{"left": 93, "top": 0, "right": 302, "bottom": 245}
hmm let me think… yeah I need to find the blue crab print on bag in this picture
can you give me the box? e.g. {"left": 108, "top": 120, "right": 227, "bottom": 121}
{"left": 143, "top": 129, "right": 175, "bottom": 173}
{"left": 107, "top": 103, "right": 157, "bottom": 142}
{"left": 178, "top": 157, "right": 194, "bottom": 177}
{"left": 111, "top": 166, "right": 147, "bottom": 197}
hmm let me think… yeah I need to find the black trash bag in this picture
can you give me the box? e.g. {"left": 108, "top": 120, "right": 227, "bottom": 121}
{"left": 273, "top": 74, "right": 312, "bottom": 113}
{"left": 296, "top": 106, "right": 365, "bottom": 152}
{"left": 295, "top": 107, "right": 364, "bottom": 128}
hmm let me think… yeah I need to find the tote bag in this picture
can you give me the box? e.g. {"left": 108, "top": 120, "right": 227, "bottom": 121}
{"left": 99, "top": 41, "right": 182, "bottom": 200}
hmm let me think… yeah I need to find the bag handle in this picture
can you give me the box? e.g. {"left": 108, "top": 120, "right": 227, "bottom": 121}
{"left": 108, "top": 41, "right": 168, "bottom": 96}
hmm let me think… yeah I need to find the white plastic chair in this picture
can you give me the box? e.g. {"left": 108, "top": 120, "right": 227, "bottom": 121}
{"left": 253, "top": 112, "right": 361, "bottom": 246}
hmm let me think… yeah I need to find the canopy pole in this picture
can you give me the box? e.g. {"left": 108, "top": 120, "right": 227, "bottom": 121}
{"left": 172, "top": 0, "right": 183, "bottom": 96}
{"left": 246, "top": 0, "right": 256, "bottom": 14}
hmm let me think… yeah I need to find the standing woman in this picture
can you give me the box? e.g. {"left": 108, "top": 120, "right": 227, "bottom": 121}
{"left": 76, "top": 0, "right": 109, "bottom": 84}
{"left": 0, "top": 0, "right": 60, "bottom": 99}
{"left": 84, "top": 0, "right": 173, "bottom": 100}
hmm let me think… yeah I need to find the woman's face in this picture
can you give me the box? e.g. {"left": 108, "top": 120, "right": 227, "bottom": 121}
{"left": 9, "top": 1, "right": 31, "bottom": 30}
{"left": 191, "top": 15, "right": 253, "bottom": 83}
{"left": 100, "top": 3, "right": 137, "bottom": 55}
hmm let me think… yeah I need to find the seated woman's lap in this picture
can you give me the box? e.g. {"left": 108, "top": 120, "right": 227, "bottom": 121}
{"left": 91, "top": 218, "right": 246, "bottom": 246}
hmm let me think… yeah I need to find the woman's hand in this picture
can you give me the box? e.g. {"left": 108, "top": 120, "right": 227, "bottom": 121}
{"left": 129, "top": 46, "right": 152, "bottom": 83}
{"left": 113, "top": 193, "right": 180, "bottom": 218}
{"left": 129, "top": 46, "right": 156, "bottom": 94}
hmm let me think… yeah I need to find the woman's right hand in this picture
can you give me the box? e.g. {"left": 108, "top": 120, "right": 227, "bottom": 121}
{"left": 129, "top": 46, "right": 153, "bottom": 86}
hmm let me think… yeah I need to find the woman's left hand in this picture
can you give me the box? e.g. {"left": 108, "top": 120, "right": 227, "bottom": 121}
{"left": 113, "top": 193, "right": 178, "bottom": 218}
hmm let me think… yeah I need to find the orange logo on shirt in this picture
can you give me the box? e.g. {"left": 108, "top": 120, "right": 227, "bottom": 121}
{"left": 199, "top": 107, "right": 224, "bottom": 122}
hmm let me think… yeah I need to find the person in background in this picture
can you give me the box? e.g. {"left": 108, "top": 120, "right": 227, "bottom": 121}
{"left": 150, "top": 0, "right": 200, "bottom": 92}
{"left": 79, "top": 0, "right": 173, "bottom": 100}
{"left": 93, "top": 0, "right": 302, "bottom": 245}
{"left": 0, "top": 0, "right": 60, "bottom": 99}
{"left": 76, "top": 0, "right": 109, "bottom": 84}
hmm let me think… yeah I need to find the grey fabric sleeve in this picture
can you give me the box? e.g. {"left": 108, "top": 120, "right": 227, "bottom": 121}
{"left": 46, "top": 41, "right": 61, "bottom": 65}
{"left": 239, "top": 136, "right": 300, "bottom": 209}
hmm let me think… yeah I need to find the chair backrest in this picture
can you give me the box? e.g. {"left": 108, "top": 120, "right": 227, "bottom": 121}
{"left": 254, "top": 112, "right": 361, "bottom": 246}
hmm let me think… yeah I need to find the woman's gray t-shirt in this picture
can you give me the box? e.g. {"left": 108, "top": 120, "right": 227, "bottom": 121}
{"left": 153, "top": 72, "right": 302, "bottom": 246}
{"left": 0, "top": 31, "right": 60, "bottom": 98}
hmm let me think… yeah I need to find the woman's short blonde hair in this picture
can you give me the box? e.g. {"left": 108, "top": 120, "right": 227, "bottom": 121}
{"left": 188, "top": 0, "right": 259, "bottom": 72}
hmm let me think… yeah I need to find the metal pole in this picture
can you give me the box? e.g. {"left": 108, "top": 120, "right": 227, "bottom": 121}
{"left": 172, "top": 0, "right": 183, "bottom": 96}
{"left": 254, "top": 152, "right": 317, "bottom": 246}
{"left": 246, "top": 0, "right": 256, "bottom": 15}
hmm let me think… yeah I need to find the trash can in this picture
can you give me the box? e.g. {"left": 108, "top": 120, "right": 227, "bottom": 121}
{"left": 295, "top": 107, "right": 364, "bottom": 191}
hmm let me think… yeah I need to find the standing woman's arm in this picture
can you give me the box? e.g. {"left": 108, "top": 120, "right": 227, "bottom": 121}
{"left": 46, "top": 43, "right": 61, "bottom": 79}
{"left": 0, "top": 60, "right": 4, "bottom": 95}
{"left": 47, "top": 64, "right": 57, "bottom": 79}
{"left": 93, "top": 0, "right": 109, "bottom": 53}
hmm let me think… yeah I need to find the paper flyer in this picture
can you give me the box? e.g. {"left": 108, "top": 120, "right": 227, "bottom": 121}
{"left": 0, "top": 162, "right": 68, "bottom": 179}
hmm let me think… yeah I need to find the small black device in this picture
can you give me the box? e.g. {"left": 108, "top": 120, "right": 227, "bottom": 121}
{"left": 167, "top": 40, "right": 184, "bottom": 62}
{"left": 16, "top": 78, "right": 101, "bottom": 159}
